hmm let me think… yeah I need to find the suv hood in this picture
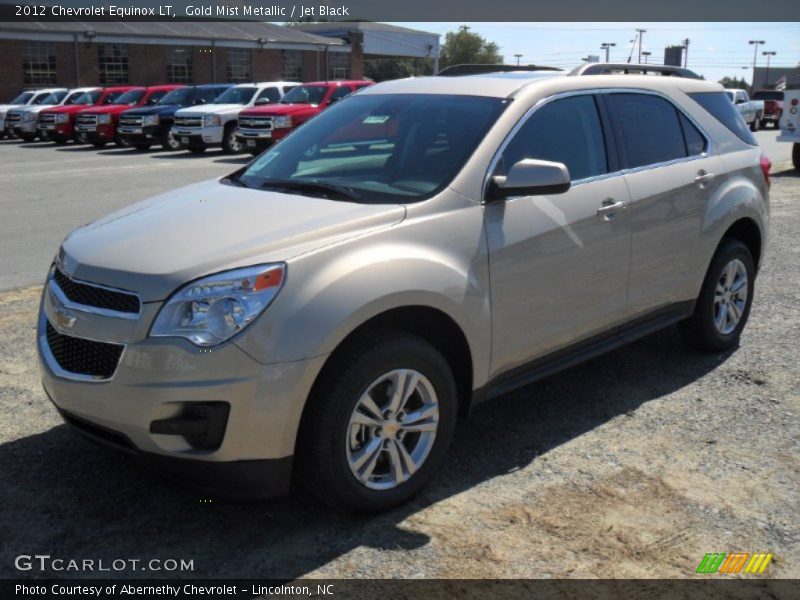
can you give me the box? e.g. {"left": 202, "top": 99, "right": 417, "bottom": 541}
{"left": 242, "top": 104, "right": 319, "bottom": 117}
{"left": 59, "top": 178, "right": 406, "bottom": 302}
{"left": 123, "top": 104, "right": 185, "bottom": 116}
{"left": 177, "top": 104, "right": 246, "bottom": 117}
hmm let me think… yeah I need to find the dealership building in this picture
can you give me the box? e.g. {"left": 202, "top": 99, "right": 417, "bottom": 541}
{"left": 0, "top": 21, "right": 439, "bottom": 101}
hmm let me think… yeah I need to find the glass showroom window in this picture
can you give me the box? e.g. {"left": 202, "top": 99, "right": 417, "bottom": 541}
{"left": 227, "top": 48, "right": 251, "bottom": 83}
{"left": 328, "top": 52, "right": 350, "bottom": 80}
{"left": 166, "top": 47, "right": 194, "bottom": 84}
{"left": 23, "top": 42, "right": 57, "bottom": 84}
{"left": 98, "top": 44, "right": 129, "bottom": 84}
{"left": 281, "top": 50, "right": 303, "bottom": 81}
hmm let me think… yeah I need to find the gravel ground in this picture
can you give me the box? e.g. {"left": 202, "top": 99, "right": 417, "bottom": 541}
{"left": 0, "top": 161, "right": 797, "bottom": 581}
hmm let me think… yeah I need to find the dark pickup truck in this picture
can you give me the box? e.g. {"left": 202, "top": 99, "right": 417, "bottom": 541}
{"left": 117, "top": 84, "right": 232, "bottom": 150}
{"left": 752, "top": 90, "right": 784, "bottom": 129}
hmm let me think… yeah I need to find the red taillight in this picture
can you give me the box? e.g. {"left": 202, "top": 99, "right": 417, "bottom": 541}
{"left": 760, "top": 154, "right": 772, "bottom": 190}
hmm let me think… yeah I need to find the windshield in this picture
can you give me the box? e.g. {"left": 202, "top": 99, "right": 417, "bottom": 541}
{"left": 101, "top": 91, "right": 124, "bottom": 105}
{"left": 280, "top": 85, "right": 328, "bottom": 105}
{"left": 239, "top": 94, "right": 507, "bottom": 203}
{"left": 74, "top": 90, "right": 102, "bottom": 105}
{"left": 34, "top": 91, "right": 66, "bottom": 105}
{"left": 159, "top": 87, "right": 194, "bottom": 105}
{"left": 63, "top": 91, "right": 86, "bottom": 105}
{"left": 752, "top": 91, "right": 783, "bottom": 101}
{"left": 214, "top": 87, "right": 256, "bottom": 105}
{"left": 10, "top": 92, "right": 34, "bottom": 104}
{"left": 113, "top": 89, "right": 145, "bottom": 105}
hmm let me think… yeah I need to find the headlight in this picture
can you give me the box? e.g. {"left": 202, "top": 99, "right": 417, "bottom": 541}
{"left": 203, "top": 114, "right": 222, "bottom": 127}
{"left": 143, "top": 115, "right": 160, "bottom": 126}
{"left": 273, "top": 116, "right": 293, "bottom": 129}
{"left": 23, "top": 112, "right": 36, "bottom": 122}
{"left": 150, "top": 264, "right": 285, "bottom": 347}
{"left": 56, "top": 113, "right": 70, "bottom": 123}
{"left": 97, "top": 114, "right": 111, "bottom": 124}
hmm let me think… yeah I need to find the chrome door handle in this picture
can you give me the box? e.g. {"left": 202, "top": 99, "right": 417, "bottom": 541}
{"left": 695, "top": 170, "right": 715, "bottom": 185}
{"left": 596, "top": 199, "right": 627, "bottom": 220}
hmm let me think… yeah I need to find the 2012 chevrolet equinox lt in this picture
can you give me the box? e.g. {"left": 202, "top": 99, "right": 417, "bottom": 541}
{"left": 39, "top": 67, "right": 769, "bottom": 512}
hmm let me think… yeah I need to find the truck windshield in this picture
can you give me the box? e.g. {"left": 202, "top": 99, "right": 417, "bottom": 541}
{"left": 73, "top": 90, "right": 102, "bottom": 105}
{"left": 101, "top": 91, "right": 124, "bottom": 104}
{"left": 62, "top": 91, "right": 86, "bottom": 105}
{"left": 34, "top": 91, "right": 66, "bottom": 105}
{"left": 238, "top": 94, "right": 508, "bottom": 203}
{"left": 113, "top": 90, "right": 145, "bottom": 105}
{"left": 10, "top": 92, "right": 34, "bottom": 104}
{"left": 159, "top": 88, "right": 195, "bottom": 105}
{"left": 280, "top": 85, "right": 328, "bottom": 105}
{"left": 214, "top": 87, "right": 256, "bottom": 104}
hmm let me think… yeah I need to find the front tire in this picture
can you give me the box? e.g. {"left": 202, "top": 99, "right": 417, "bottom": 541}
{"left": 296, "top": 331, "right": 458, "bottom": 513}
{"left": 750, "top": 115, "right": 760, "bottom": 132}
{"left": 679, "top": 239, "right": 755, "bottom": 352}
{"left": 793, "top": 143, "right": 800, "bottom": 171}
{"left": 161, "top": 129, "right": 181, "bottom": 151}
{"left": 221, "top": 122, "right": 242, "bottom": 154}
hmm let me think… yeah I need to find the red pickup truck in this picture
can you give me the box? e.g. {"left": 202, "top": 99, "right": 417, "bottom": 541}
{"left": 74, "top": 85, "right": 183, "bottom": 147}
{"left": 752, "top": 90, "right": 784, "bottom": 129}
{"left": 37, "top": 86, "right": 135, "bottom": 144}
{"left": 235, "top": 80, "right": 373, "bottom": 155}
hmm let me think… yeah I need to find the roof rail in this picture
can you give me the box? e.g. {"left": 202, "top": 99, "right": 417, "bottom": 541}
{"left": 568, "top": 63, "right": 703, "bottom": 80}
{"left": 438, "top": 64, "right": 562, "bottom": 77}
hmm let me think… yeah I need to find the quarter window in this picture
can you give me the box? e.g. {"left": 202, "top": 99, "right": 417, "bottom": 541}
{"left": 98, "top": 45, "right": 129, "bottom": 84}
{"left": 502, "top": 94, "right": 607, "bottom": 182}
{"left": 166, "top": 47, "right": 193, "bottom": 84}
{"left": 22, "top": 42, "right": 57, "bottom": 84}
{"left": 605, "top": 94, "right": 687, "bottom": 169}
{"left": 226, "top": 48, "right": 251, "bottom": 83}
{"left": 679, "top": 113, "right": 707, "bottom": 156}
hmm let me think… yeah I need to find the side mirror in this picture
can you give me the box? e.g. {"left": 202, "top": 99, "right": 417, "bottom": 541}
{"left": 488, "top": 159, "right": 571, "bottom": 200}
{"left": 255, "top": 97, "right": 272, "bottom": 106}
{"left": 735, "top": 98, "right": 745, "bottom": 104}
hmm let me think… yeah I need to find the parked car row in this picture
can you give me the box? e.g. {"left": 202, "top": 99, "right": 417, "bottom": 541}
{"left": 1, "top": 79, "right": 374, "bottom": 154}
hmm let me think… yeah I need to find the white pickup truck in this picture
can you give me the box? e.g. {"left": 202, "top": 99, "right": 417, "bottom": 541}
{"left": 172, "top": 81, "right": 296, "bottom": 154}
{"left": 777, "top": 88, "right": 800, "bottom": 170}
{"left": 726, "top": 88, "right": 765, "bottom": 132}
{"left": 0, "top": 88, "right": 67, "bottom": 139}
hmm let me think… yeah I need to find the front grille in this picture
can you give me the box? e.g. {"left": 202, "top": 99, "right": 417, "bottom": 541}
{"left": 174, "top": 116, "right": 202, "bottom": 128}
{"left": 119, "top": 115, "right": 143, "bottom": 127}
{"left": 76, "top": 114, "right": 98, "bottom": 126}
{"left": 7, "top": 112, "right": 21, "bottom": 124}
{"left": 53, "top": 268, "right": 140, "bottom": 315}
{"left": 46, "top": 321, "right": 124, "bottom": 380}
{"left": 238, "top": 117, "right": 273, "bottom": 130}
{"left": 39, "top": 113, "right": 56, "bottom": 125}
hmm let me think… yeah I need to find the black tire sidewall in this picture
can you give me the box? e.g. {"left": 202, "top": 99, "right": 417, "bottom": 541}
{"left": 306, "top": 335, "right": 458, "bottom": 512}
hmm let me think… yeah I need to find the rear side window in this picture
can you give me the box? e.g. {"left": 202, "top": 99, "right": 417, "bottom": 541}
{"left": 502, "top": 94, "right": 607, "bottom": 181}
{"left": 689, "top": 91, "right": 757, "bottom": 146}
{"left": 605, "top": 94, "right": 687, "bottom": 168}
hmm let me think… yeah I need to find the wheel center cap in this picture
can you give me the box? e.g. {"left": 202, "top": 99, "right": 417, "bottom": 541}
{"left": 383, "top": 421, "right": 400, "bottom": 438}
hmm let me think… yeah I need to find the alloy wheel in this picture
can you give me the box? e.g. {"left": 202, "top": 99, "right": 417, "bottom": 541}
{"left": 713, "top": 258, "right": 748, "bottom": 335}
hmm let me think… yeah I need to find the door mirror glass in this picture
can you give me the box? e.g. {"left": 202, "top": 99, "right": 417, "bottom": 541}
{"left": 490, "top": 159, "right": 571, "bottom": 200}
{"left": 255, "top": 97, "right": 272, "bottom": 106}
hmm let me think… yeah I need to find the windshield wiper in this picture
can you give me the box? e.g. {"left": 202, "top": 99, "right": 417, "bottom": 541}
{"left": 260, "top": 180, "right": 362, "bottom": 202}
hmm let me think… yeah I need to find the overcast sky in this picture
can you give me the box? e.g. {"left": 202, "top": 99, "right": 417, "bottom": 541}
{"left": 396, "top": 22, "right": 800, "bottom": 84}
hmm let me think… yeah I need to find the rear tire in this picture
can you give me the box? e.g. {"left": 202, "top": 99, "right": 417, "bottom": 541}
{"left": 679, "top": 239, "right": 755, "bottom": 352}
{"left": 295, "top": 330, "right": 458, "bottom": 513}
{"left": 750, "top": 115, "right": 760, "bottom": 132}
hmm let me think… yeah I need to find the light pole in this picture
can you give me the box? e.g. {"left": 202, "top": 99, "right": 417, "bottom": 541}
{"left": 636, "top": 28, "right": 647, "bottom": 63}
{"left": 514, "top": 53, "right": 522, "bottom": 66}
{"left": 762, "top": 50, "right": 776, "bottom": 88}
{"left": 749, "top": 40, "right": 765, "bottom": 91}
{"left": 642, "top": 50, "right": 651, "bottom": 64}
{"left": 683, "top": 38, "right": 690, "bottom": 68}
{"left": 601, "top": 42, "right": 616, "bottom": 62}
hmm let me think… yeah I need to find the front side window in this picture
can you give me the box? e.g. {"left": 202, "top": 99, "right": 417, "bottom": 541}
{"left": 239, "top": 94, "right": 507, "bottom": 203}
{"left": 605, "top": 93, "right": 687, "bottom": 169}
{"left": 226, "top": 48, "right": 251, "bottom": 83}
{"left": 502, "top": 94, "right": 607, "bottom": 182}
{"left": 329, "top": 86, "right": 354, "bottom": 103}
{"left": 166, "top": 47, "right": 193, "bottom": 84}
{"left": 22, "top": 42, "right": 57, "bottom": 84}
{"left": 256, "top": 87, "right": 281, "bottom": 104}
{"left": 73, "top": 90, "right": 102, "bottom": 105}
{"left": 280, "top": 85, "right": 328, "bottom": 105}
{"left": 160, "top": 87, "right": 194, "bottom": 106}
{"left": 144, "top": 90, "right": 168, "bottom": 105}
{"left": 112, "top": 89, "right": 145, "bottom": 105}
{"left": 35, "top": 91, "right": 67, "bottom": 105}
{"left": 281, "top": 50, "right": 303, "bottom": 80}
{"left": 214, "top": 86, "right": 256, "bottom": 105}
{"left": 98, "top": 45, "right": 129, "bottom": 84}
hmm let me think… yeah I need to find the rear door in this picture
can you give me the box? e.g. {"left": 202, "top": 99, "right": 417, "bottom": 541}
{"left": 485, "top": 93, "right": 632, "bottom": 376}
{"left": 603, "top": 92, "right": 725, "bottom": 316}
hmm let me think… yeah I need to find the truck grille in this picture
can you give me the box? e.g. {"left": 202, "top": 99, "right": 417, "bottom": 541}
{"left": 173, "top": 116, "right": 202, "bottom": 128}
{"left": 6, "top": 112, "right": 22, "bottom": 124}
{"left": 238, "top": 116, "right": 273, "bottom": 130}
{"left": 119, "top": 115, "right": 143, "bottom": 127}
{"left": 53, "top": 268, "right": 141, "bottom": 315}
{"left": 38, "top": 113, "right": 57, "bottom": 125}
{"left": 76, "top": 114, "right": 99, "bottom": 126}
{"left": 45, "top": 321, "right": 124, "bottom": 380}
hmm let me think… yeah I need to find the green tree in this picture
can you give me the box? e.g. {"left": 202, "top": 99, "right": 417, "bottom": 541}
{"left": 719, "top": 76, "right": 750, "bottom": 92}
{"left": 439, "top": 26, "right": 503, "bottom": 70}
{"left": 364, "top": 58, "right": 434, "bottom": 82}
